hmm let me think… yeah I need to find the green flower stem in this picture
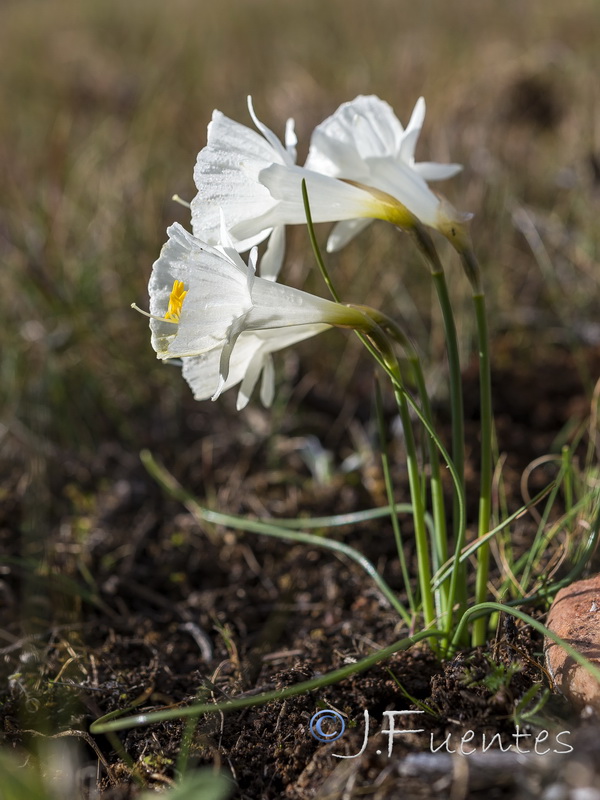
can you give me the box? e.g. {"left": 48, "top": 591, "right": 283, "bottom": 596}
{"left": 393, "top": 384, "right": 437, "bottom": 636}
{"left": 432, "top": 482, "right": 556, "bottom": 590}
{"left": 345, "top": 313, "right": 437, "bottom": 642}
{"left": 344, "top": 329, "right": 438, "bottom": 640}
{"left": 410, "top": 226, "right": 467, "bottom": 615}
{"left": 471, "top": 289, "right": 494, "bottom": 647}
{"left": 357, "top": 322, "right": 438, "bottom": 642}
{"left": 410, "top": 355, "right": 449, "bottom": 618}
{"left": 302, "top": 180, "right": 342, "bottom": 304}
{"left": 141, "top": 450, "right": 411, "bottom": 625}
{"left": 411, "top": 228, "right": 465, "bottom": 497}
{"left": 430, "top": 270, "right": 466, "bottom": 494}
{"left": 431, "top": 270, "right": 468, "bottom": 614}
{"left": 358, "top": 307, "right": 449, "bottom": 622}
{"left": 388, "top": 382, "right": 467, "bottom": 652}
{"left": 91, "top": 627, "right": 445, "bottom": 734}
{"left": 374, "top": 378, "right": 416, "bottom": 616}
{"left": 352, "top": 317, "right": 466, "bottom": 651}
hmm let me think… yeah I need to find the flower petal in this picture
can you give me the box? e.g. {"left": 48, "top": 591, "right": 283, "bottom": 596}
{"left": 214, "top": 311, "right": 252, "bottom": 398}
{"left": 259, "top": 224, "right": 286, "bottom": 281}
{"left": 306, "top": 95, "right": 406, "bottom": 171}
{"left": 412, "top": 162, "right": 463, "bottom": 181}
{"left": 398, "top": 96, "right": 426, "bottom": 162}
{"left": 247, "top": 96, "right": 294, "bottom": 166}
{"left": 303, "top": 94, "right": 467, "bottom": 240}
{"left": 259, "top": 353, "right": 275, "bottom": 407}
{"left": 326, "top": 218, "right": 373, "bottom": 252}
{"left": 236, "top": 348, "right": 266, "bottom": 410}
{"left": 285, "top": 118, "right": 297, "bottom": 162}
{"left": 191, "top": 110, "right": 283, "bottom": 250}
{"left": 181, "top": 335, "right": 263, "bottom": 401}
{"left": 248, "top": 273, "right": 349, "bottom": 329}
{"left": 181, "top": 325, "right": 330, "bottom": 407}
{"left": 305, "top": 127, "right": 371, "bottom": 182}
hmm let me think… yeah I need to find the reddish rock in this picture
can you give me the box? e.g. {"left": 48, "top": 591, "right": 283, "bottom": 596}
{"left": 545, "top": 574, "right": 600, "bottom": 711}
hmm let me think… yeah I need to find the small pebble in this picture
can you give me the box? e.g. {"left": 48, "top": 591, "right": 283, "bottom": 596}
{"left": 545, "top": 575, "right": 600, "bottom": 712}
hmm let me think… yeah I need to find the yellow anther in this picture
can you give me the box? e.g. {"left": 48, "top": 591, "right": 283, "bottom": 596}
{"left": 164, "top": 280, "right": 187, "bottom": 322}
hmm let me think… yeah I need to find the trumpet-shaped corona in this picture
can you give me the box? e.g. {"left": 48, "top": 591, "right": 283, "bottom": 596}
{"left": 191, "top": 96, "right": 298, "bottom": 280}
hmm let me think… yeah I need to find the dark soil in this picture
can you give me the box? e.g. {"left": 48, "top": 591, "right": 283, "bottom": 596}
{"left": 1, "top": 342, "right": 600, "bottom": 799}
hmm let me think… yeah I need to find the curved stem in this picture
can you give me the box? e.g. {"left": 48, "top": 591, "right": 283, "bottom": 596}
{"left": 347, "top": 317, "right": 437, "bottom": 640}
{"left": 353, "top": 323, "right": 467, "bottom": 653}
{"left": 411, "top": 228, "right": 465, "bottom": 495}
{"left": 410, "top": 227, "right": 467, "bottom": 619}
{"left": 142, "top": 451, "right": 411, "bottom": 624}
{"left": 91, "top": 627, "right": 445, "bottom": 733}
{"left": 392, "top": 380, "right": 436, "bottom": 635}
{"left": 351, "top": 307, "right": 449, "bottom": 624}
{"left": 430, "top": 270, "right": 466, "bottom": 499}
{"left": 302, "top": 179, "right": 341, "bottom": 303}
{"left": 375, "top": 378, "right": 416, "bottom": 615}
{"left": 472, "top": 290, "right": 493, "bottom": 646}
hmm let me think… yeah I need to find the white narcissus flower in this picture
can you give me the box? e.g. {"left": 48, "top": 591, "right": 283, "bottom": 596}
{"left": 141, "top": 222, "right": 365, "bottom": 408}
{"left": 191, "top": 95, "right": 469, "bottom": 257}
{"left": 304, "top": 95, "right": 468, "bottom": 251}
{"left": 190, "top": 97, "right": 419, "bottom": 263}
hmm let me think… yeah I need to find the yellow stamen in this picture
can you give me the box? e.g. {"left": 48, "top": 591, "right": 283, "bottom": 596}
{"left": 164, "top": 280, "right": 188, "bottom": 322}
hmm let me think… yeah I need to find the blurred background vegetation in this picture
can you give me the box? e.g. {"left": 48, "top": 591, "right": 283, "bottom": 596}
{"left": 1, "top": 0, "right": 598, "bottom": 456}
{"left": 1, "top": 0, "right": 599, "bottom": 589}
